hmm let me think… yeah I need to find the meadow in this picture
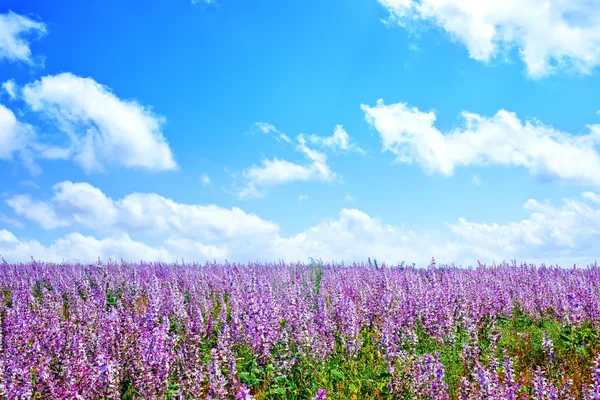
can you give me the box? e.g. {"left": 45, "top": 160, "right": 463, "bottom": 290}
{"left": 1, "top": 259, "right": 600, "bottom": 399}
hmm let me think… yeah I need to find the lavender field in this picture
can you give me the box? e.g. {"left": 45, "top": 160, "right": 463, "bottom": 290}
{"left": 2, "top": 260, "right": 600, "bottom": 399}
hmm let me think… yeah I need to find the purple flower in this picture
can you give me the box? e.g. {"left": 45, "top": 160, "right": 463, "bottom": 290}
{"left": 312, "top": 388, "right": 327, "bottom": 400}
{"left": 235, "top": 384, "right": 255, "bottom": 400}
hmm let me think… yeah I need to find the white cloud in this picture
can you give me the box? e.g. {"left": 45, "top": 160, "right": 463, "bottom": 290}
{"left": 344, "top": 194, "right": 355, "bottom": 202}
{"left": 117, "top": 194, "right": 280, "bottom": 243}
{"left": 242, "top": 158, "right": 329, "bottom": 187}
{"left": 236, "top": 183, "right": 263, "bottom": 200}
{"left": 0, "top": 103, "right": 38, "bottom": 173}
{"left": 450, "top": 195, "right": 600, "bottom": 263}
{"left": 0, "top": 229, "right": 225, "bottom": 264}
{"left": 6, "top": 194, "right": 69, "bottom": 230}
{"left": 251, "top": 122, "right": 291, "bottom": 143}
{"left": 0, "top": 229, "right": 176, "bottom": 263}
{"left": 2, "top": 80, "right": 16, "bottom": 99}
{"left": 269, "top": 209, "right": 463, "bottom": 265}
{"left": 472, "top": 175, "right": 482, "bottom": 186}
{"left": 362, "top": 99, "right": 600, "bottom": 186}
{"left": 378, "top": 0, "right": 600, "bottom": 78}
{"left": 238, "top": 134, "right": 336, "bottom": 199}
{"left": 308, "top": 125, "right": 364, "bottom": 153}
{"left": 7, "top": 182, "right": 280, "bottom": 244}
{"left": 201, "top": 173, "right": 211, "bottom": 186}
{"left": 0, "top": 204, "right": 459, "bottom": 265}
{"left": 1, "top": 182, "right": 277, "bottom": 263}
{"left": 2, "top": 182, "right": 600, "bottom": 266}
{"left": 21, "top": 73, "right": 177, "bottom": 173}
{"left": 0, "top": 215, "right": 24, "bottom": 229}
{"left": 0, "top": 104, "right": 30, "bottom": 160}
{"left": 298, "top": 194, "right": 309, "bottom": 201}
{"left": 583, "top": 192, "right": 600, "bottom": 203}
{"left": 163, "top": 238, "right": 227, "bottom": 260}
{"left": 273, "top": 195, "right": 600, "bottom": 266}
{"left": 0, "top": 11, "right": 46, "bottom": 64}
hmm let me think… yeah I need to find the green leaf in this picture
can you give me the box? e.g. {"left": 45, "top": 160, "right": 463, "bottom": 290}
{"left": 268, "top": 387, "right": 287, "bottom": 395}
{"left": 379, "top": 370, "right": 392, "bottom": 379}
{"left": 331, "top": 369, "right": 345, "bottom": 380}
{"left": 239, "top": 371, "right": 251, "bottom": 384}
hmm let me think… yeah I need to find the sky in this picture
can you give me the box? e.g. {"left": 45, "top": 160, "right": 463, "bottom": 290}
{"left": 1, "top": 0, "right": 600, "bottom": 267}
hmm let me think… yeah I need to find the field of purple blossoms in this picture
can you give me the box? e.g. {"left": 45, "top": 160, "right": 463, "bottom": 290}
{"left": 2, "top": 260, "right": 600, "bottom": 399}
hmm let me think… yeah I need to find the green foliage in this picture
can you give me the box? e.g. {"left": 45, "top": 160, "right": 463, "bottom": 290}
{"left": 2, "top": 288, "right": 12, "bottom": 308}
{"left": 309, "top": 257, "right": 324, "bottom": 296}
{"left": 166, "top": 308, "right": 600, "bottom": 399}
{"left": 231, "top": 328, "right": 395, "bottom": 399}
{"left": 105, "top": 288, "right": 120, "bottom": 311}
{"left": 120, "top": 376, "right": 134, "bottom": 400}
{"left": 33, "top": 278, "right": 52, "bottom": 302}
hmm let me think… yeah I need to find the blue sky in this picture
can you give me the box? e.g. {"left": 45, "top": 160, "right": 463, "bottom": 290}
{"left": 1, "top": 0, "right": 600, "bottom": 266}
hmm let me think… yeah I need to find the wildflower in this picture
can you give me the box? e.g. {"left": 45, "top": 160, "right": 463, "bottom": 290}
{"left": 235, "top": 385, "right": 255, "bottom": 400}
{"left": 312, "top": 389, "right": 327, "bottom": 400}
{"left": 542, "top": 332, "right": 555, "bottom": 359}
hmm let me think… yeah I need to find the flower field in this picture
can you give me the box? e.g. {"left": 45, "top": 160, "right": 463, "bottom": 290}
{"left": 2, "top": 260, "right": 600, "bottom": 399}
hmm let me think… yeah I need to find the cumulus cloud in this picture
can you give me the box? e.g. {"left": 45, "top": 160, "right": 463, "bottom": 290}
{"left": 298, "top": 194, "right": 309, "bottom": 202}
{"left": 0, "top": 229, "right": 230, "bottom": 264}
{"left": 2, "top": 182, "right": 600, "bottom": 267}
{"left": 201, "top": 173, "right": 211, "bottom": 186}
{"left": 378, "top": 0, "right": 600, "bottom": 78}
{"left": 0, "top": 103, "right": 38, "bottom": 173}
{"left": 6, "top": 181, "right": 280, "bottom": 243}
{"left": 450, "top": 195, "right": 600, "bottom": 263}
{"left": 1, "top": 181, "right": 277, "bottom": 263}
{"left": 0, "top": 229, "right": 176, "bottom": 263}
{"left": 0, "top": 204, "right": 461, "bottom": 265}
{"left": 21, "top": 73, "right": 177, "bottom": 173}
{"left": 238, "top": 134, "right": 336, "bottom": 199}
{"left": 6, "top": 194, "right": 69, "bottom": 230}
{"left": 362, "top": 99, "right": 600, "bottom": 186}
{"left": 0, "top": 104, "right": 32, "bottom": 160}
{"left": 308, "top": 125, "right": 364, "bottom": 153}
{"left": 0, "top": 11, "right": 46, "bottom": 64}
{"left": 267, "top": 209, "right": 453, "bottom": 265}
